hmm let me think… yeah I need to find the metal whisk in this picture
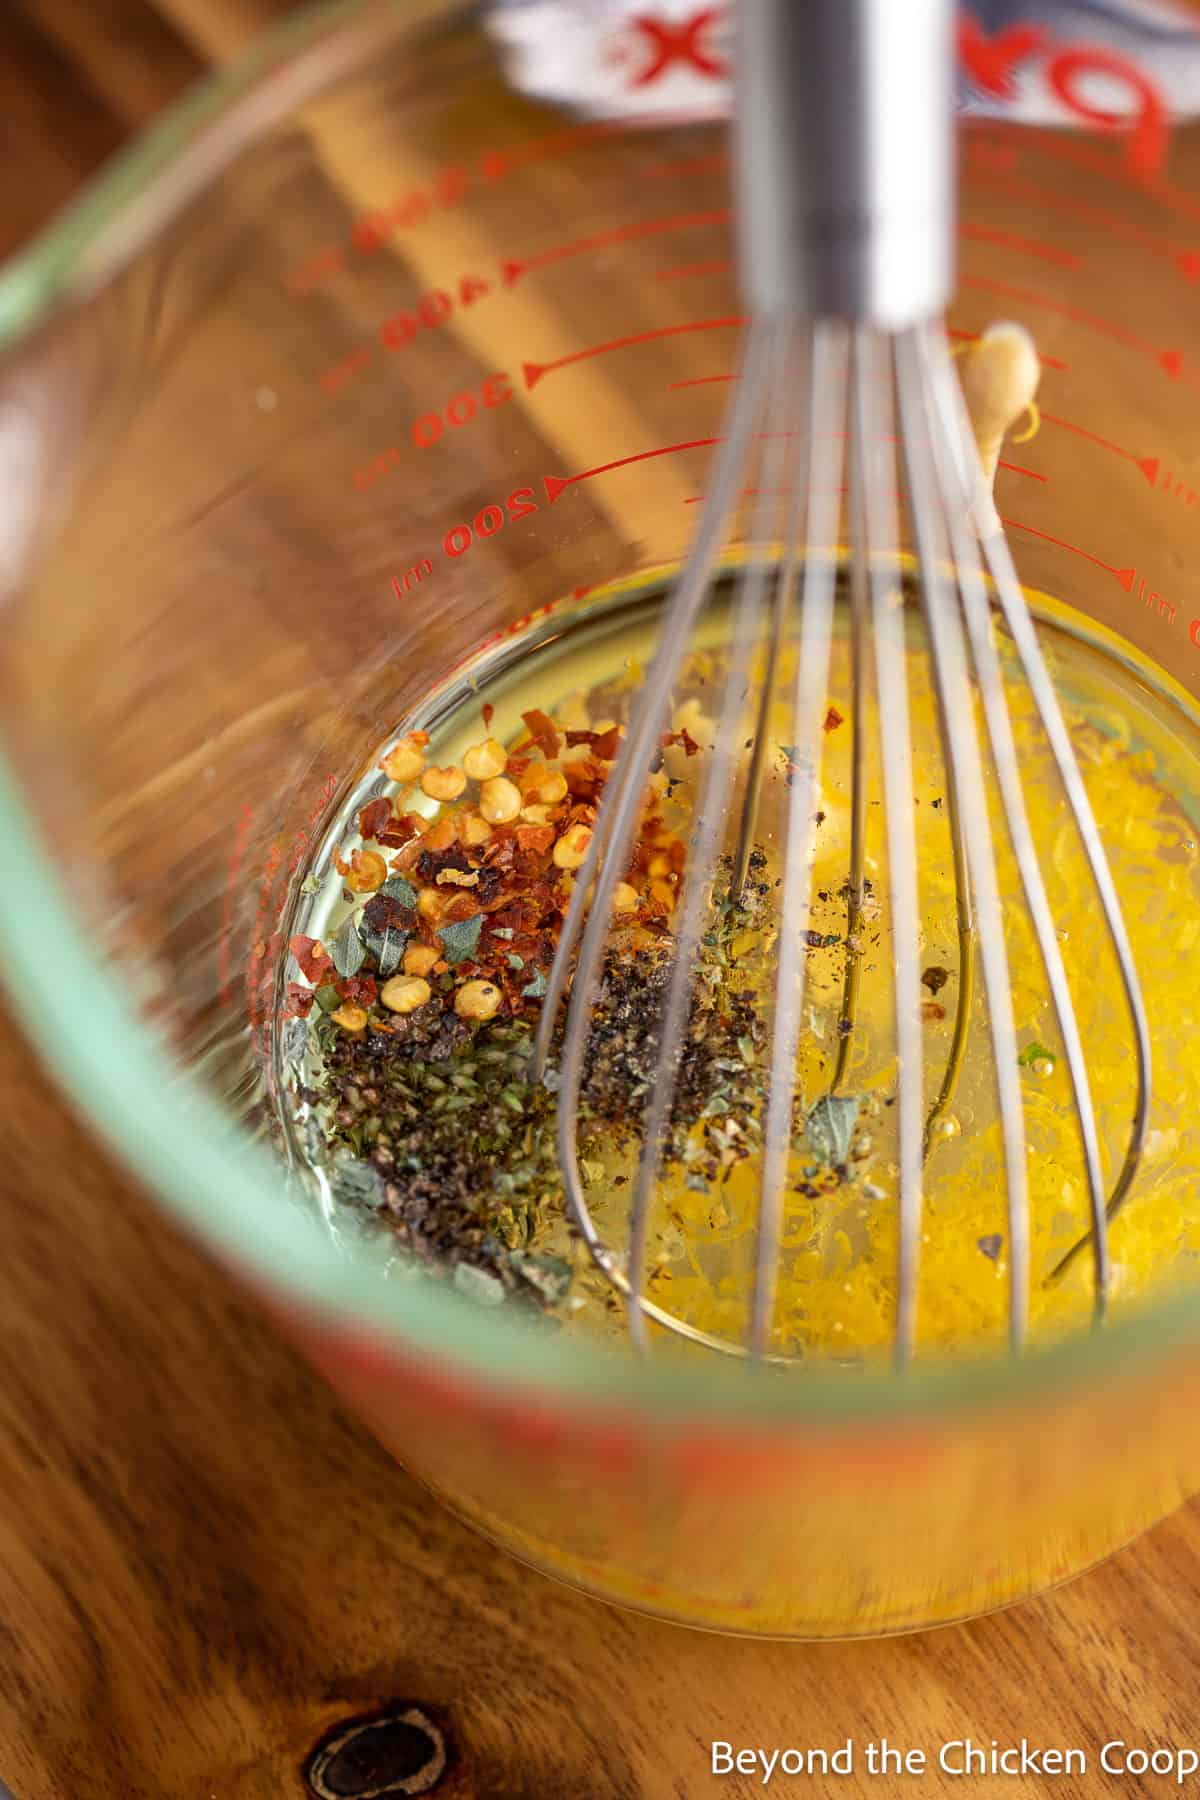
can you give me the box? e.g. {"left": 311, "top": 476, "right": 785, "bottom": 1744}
{"left": 535, "top": 0, "right": 1151, "bottom": 1365}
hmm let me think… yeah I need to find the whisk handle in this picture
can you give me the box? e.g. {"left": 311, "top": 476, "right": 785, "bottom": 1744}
{"left": 734, "top": 0, "right": 955, "bottom": 328}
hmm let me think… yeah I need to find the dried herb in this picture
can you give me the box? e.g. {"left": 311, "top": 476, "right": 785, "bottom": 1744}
{"left": 805, "top": 1093, "right": 860, "bottom": 1167}
{"left": 977, "top": 1233, "right": 1003, "bottom": 1262}
{"left": 1018, "top": 1041, "right": 1055, "bottom": 1069}
{"left": 438, "top": 913, "right": 484, "bottom": 965}
{"left": 331, "top": 916, "right": 366, "bottom": 978}
{"left": 921, "top": 965, "right": 950, "bottom": 994}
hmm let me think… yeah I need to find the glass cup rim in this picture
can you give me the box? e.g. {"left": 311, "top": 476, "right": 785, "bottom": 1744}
{"left": 2, "top": 0, "right": 1198, "bottom": 1429}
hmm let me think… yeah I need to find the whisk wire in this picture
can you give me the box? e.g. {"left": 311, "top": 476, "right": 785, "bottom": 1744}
{"left": 897, "top": 325, "right": 1030, "bottom": 1349}
{"left": 752, "top": 318, "right": 848, "bottom": 1357}
{"left": 854, "top": 329, "right": 926, "bottom": 1365}
{"left": 539, "top": 324, "right": 774, "bottom": 1335}
{"left": 929, "top": 326, "right": 1151, "bottom": 1313}
{"left": 627, "top": 323, "right": 802, "bottom": 1352}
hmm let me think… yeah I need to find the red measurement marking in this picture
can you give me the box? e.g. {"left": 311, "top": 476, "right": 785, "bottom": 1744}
{"left": 993, "top": 124, "right": 1200, "bottom": 227}
{"left": 645, "top": 150, "right": 729, "bottom": 181}
{"left": 997, "top": 461, "right": 1046, "bottom": 482}
{"left": 544, "top": 437, "right": 722, "bottom": 503}
{"left": 669, "top": 373, "right": 734, "bottom": 388}
{"left": 523, "top": 316, "right": 745, "bottom": 389}
{"left": 1152, "top": 466, "right": 1200, "bottom": 513}
{"left": 321, "top": 347, "right": 372, "bottom": 394}
{"left": 965, "top": 148, "right": 1193, "bottom": 278}
{"left": 481, "top": 118, "right": 630, "bottom": 183}
{"left": 392, "top": 560, "right": 433, "bottom": 596}
{"left": 959, "top": 221, "right": 1082, "bottom": 271}
{"left": 961, "top": 274, "right": 1187, "bottom": 380}
{"left": 1001, "top": 517, "right": 1134, "bottom": 592}
{"left": 655, "top": 258, "right": 733, "bottom": 282}
{"left": 440, "top": 488, "right": 541, "bottom": 558}
{"left": 501, "top": 208, "right": 729, "bottom": 286}
{"left": 287, "top": 244, "right": 346, "bottom": 295}
{"left": 1039, "top": 411, "right": 1159, "bottom": 486}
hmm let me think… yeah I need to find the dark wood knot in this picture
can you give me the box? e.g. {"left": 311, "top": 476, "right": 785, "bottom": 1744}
{"left": 305, "top": 1706, "right": 448, "bottom": 1797}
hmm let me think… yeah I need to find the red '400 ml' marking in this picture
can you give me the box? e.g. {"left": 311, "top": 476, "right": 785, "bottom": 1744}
{"left": 287, "top": 119, "right": 652, "bottom": 296}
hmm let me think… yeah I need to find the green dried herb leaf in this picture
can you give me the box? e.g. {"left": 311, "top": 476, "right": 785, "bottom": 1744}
{"left": 315, "top": 985, "right": 341, "bottom": 1013}
{"left": 521, "top": 968, "right": 548, "bottom": 998}
{"left": 331, "top": 916, "right": 366, "bottom": 978}
{"left": 380, "top": 875, "right": 418, "bottom": 908}
{"left": 806, "top": 1092, "right": 860, "bottom": 1166}
{"left": 510, "top": 1250, "right": 572, "bottom": 1306}
{"left": 300, "top": 873, "right": 322, "bottom": 896}
{"left": 330, "top": 1159, "right": 385, "bottom": 1208}
{"left": 438, "top": 913, "right": 483, "bottom": 965}
{"left": 363, "top": 925, "right": 407, "bottom": 977}
{"left": 506, "top": 952, "right": 526, "bottom": 971}
{"left": 453, "top": 1263, "right": 507, "bottom": 1307}
{"left": 1018, "top": 1041, "right": 1054, "bottom": 1069}
{"left": 492, "top": 927, "right": 514, "bottom": 940}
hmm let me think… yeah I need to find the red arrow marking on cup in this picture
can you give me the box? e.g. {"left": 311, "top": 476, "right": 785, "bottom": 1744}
{"left": 960, "top": 221, "right": 1083, "bottom": 270}
{"left": 961, "top": 275, "right": 1189, "bottom": 383}
{"left": 669, "top": 373, "right": 735, "bottom": 388}
{"left": 1001, "top": 518, "right": 1134, "bottom": 591}
{"left": 656, "top": 257, "right": 733, "bottom": 281}
{"left": 965, "top": 153, "right": 1193, "bottom": 277}
{"left": 524, "top": 317, "right": 746, "bottom": 389}
{"left": 544, "top": 437, "right": 723, "bottom": 502}
{"left": 1039, "top": 412, "right": 1159, "bottom": 485}
{"left": 501, "top": 208, "right": 730, "bottom": 287}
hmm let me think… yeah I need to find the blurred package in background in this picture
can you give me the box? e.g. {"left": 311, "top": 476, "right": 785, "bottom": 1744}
{"left": 487, "top": 0, "right": 1200, "bottom": 144}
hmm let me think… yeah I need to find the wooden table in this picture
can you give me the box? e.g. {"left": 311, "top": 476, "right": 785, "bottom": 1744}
{"left": 6, "top": 4, "right": 1200, "bottom": 1795}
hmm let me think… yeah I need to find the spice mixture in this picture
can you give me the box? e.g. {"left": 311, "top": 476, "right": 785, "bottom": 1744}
{"left": 282, "top": 585, "right": 1200, "bottom": 1362}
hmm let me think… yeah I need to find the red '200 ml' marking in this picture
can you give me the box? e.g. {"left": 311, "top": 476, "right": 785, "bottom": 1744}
{"left": 441, "top": 489, "right": 539, "bottom": 559}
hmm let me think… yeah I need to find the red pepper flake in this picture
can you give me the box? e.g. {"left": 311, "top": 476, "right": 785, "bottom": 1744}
{"left": 284, "top": 982, "right": 315, "bottom": 1018}
{"left": 289, "top": 935, "right": 332, "bottom": 983}
{"left": 824, "top": 706, "right": 844, "bottom": 732}
{"left": 357, "top": 796, "right": 392, "bottom": 840}
{"left": 482, "top": 701, "right": 495, "bottom": 729}
{"left": 564, "top": 761, "right": 603, "bottom": 801}
{"left": 521, "top": 708, "right": 561, "bottom": 759}
{"left": 336, "top": 974, "right": 379, "bottom": 1007}
{"left": 515, "top": 823, "right": 555, "bottom": 858}
{"left": 661, "top": 727, "right": 700, "bottom": 757}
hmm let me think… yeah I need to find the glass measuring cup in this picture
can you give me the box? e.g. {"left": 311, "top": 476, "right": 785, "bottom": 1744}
{"left": 4, "top": 0, "right": 1200, "bottom": 1634}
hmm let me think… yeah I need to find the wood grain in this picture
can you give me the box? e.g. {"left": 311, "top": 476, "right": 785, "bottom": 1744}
{"left": 6, "top": 5, "right": 1200, "bottom": 1798}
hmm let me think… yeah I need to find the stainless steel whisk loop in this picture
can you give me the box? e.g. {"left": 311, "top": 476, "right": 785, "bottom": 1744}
{"left": 535, "top": 0, "right": 1151, "bottom": 1366}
